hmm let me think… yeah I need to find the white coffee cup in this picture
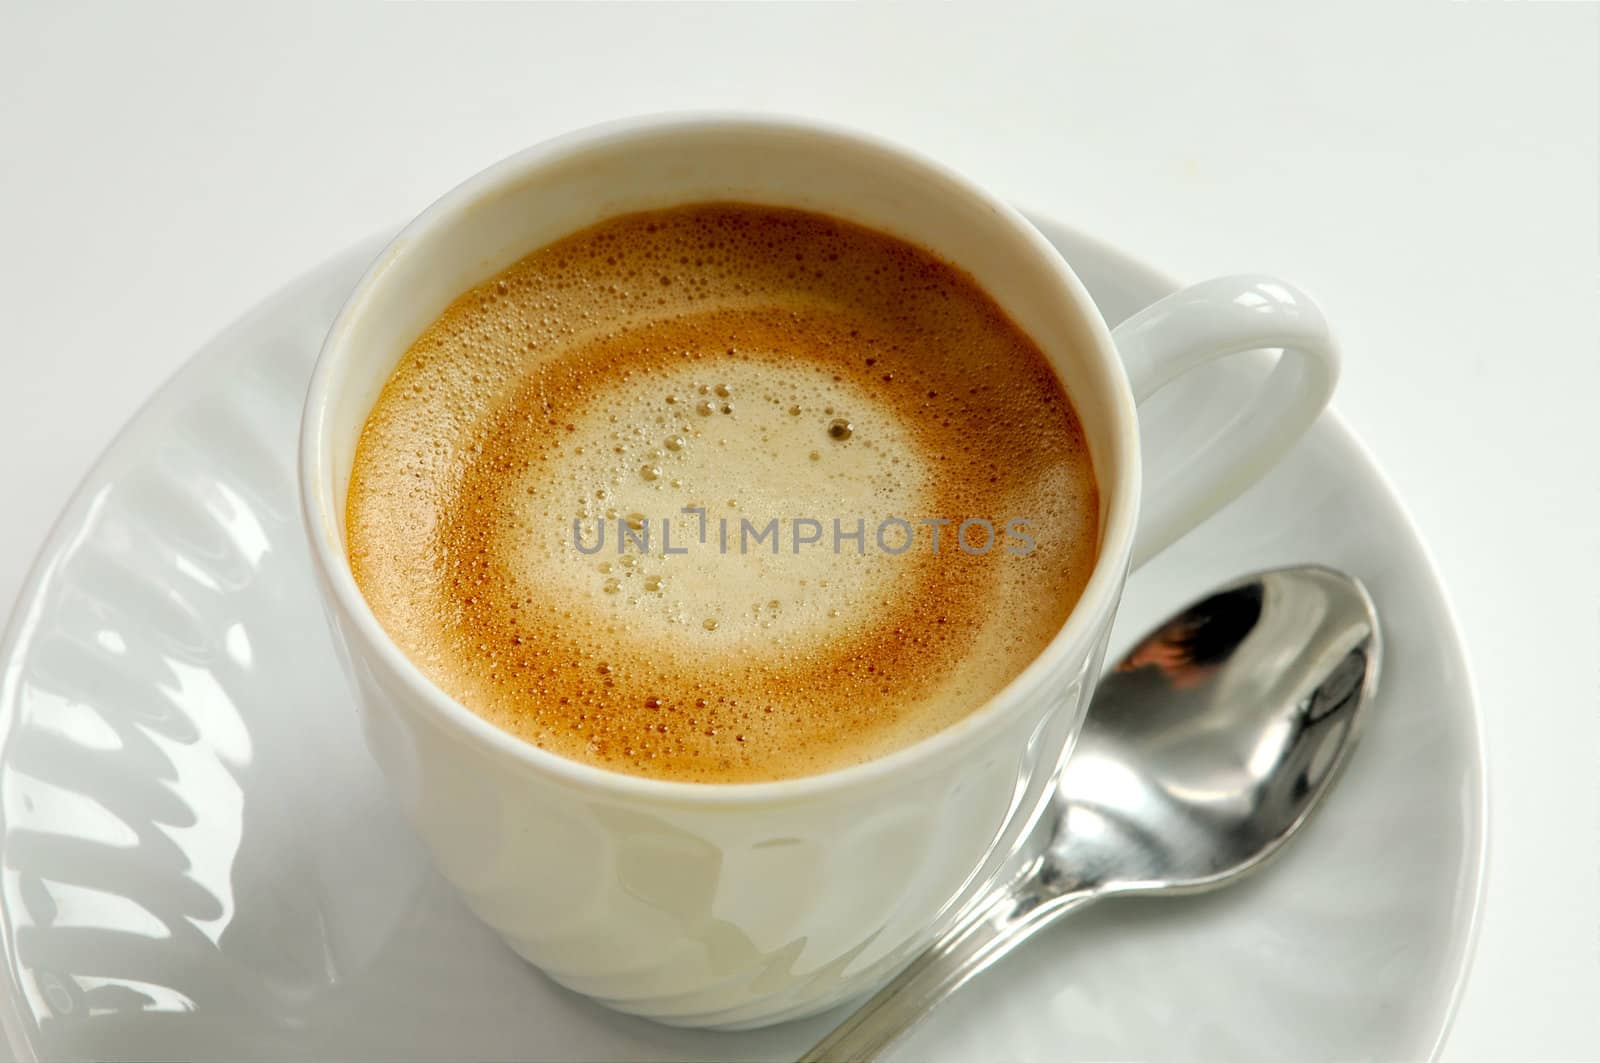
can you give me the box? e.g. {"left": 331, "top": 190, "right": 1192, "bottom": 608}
{"left": 298, "top": 114, "right": 1337, "bottom": 1029}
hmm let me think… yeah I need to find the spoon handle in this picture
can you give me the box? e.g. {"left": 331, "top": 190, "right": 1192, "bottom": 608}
{"left": 798, "top": 879, "right": 1094, "bottom": 1062}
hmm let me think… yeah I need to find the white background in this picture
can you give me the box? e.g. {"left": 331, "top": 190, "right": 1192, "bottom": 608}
{"left": 1, "top": 3, "right": 1596, "bottom": 1059}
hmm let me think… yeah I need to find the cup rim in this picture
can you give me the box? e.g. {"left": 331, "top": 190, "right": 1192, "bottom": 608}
{"left": 298, "top": 111, "right": 1142, "bottom": 807}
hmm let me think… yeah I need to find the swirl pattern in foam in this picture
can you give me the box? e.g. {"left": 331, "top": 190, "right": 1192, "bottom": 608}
{"left": 346, "top": 204, "right": 1098, "bottom": 783}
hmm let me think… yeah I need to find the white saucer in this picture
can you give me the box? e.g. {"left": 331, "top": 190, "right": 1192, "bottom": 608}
{"left": 0, "top": 217, "right": 1486, "bottom": 1062}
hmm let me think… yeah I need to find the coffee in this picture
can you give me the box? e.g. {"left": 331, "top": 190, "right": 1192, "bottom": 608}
{"left": 346, "top": 204, "right": 1098, "bottom": 783}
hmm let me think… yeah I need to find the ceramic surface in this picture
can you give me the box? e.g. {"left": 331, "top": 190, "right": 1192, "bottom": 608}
{"left": 298, "top": 117, "right": 1337, "bottom": 1028}
{"left": 0, "top": 219, "right": 1485, "bottom": 1061}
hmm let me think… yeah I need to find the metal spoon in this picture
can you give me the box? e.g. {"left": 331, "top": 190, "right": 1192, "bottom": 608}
{"left": 801, "top": 565, "right": 1379, "bottom": 1062}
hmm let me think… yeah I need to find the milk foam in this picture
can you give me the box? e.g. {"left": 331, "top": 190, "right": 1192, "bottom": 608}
{"left": 346, "top": 204, "right": 1098, "bottom": 782}
{"left": 509, "top": 357, "right": 926, "bottom": 662}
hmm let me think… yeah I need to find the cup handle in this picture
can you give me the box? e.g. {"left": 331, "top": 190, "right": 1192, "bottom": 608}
{"left": 1110, "top": 274, "right": 1340, "bottom": 568}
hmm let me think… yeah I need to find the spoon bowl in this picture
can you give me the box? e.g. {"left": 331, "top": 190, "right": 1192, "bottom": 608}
{"left": 803, "top": 566, "right": 1380, "bottom": 1061}
{"left": 1054, "top": 566, "right": 1377, "bottom": 897}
